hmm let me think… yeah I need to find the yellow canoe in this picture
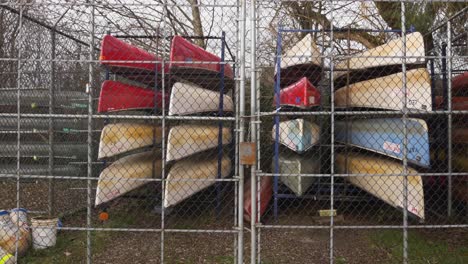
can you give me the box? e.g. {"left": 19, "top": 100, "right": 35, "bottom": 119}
{"left": 336, "top": 153, "right": 425, "bottom": 219}
{"left": 95, "top": 151, "right": 162, "bottom": 206}
{"left": 164, "top": 155, "right": 231, "bottom": 208}
{"left": 98, "top": 123, "right": 165, "bottom": 159}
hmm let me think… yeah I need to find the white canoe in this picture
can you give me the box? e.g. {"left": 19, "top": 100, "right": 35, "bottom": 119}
{"left": 336, "top": 153, "right": 425, "bottom": 220}
{"left": 272, "top": 119, "right": 320, "bottom": 153}
{"left": 166, "top": 125, "right": 232, "bottom": 162}
{"left": 334, "top": 32, "right": 425, "bottom": 81}
{"left": 334, "top": 68, "right": 432, "bottom": 111}
{"left": 98, "top": 123, "right": 165, "bottom": 159}
{"left": 168, "top": 82, "right": 234, "bottom": 116}
{"left": 95, "top": 151, "right": 162, "bottom": 206}
{"left": 275, "top": 152, "right": 320, "bottom": 197}
{"left": 164, "top": 155, "right": 231, "bottom": 208}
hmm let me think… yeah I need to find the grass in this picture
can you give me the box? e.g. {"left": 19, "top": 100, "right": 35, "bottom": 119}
{"left": 370, "top": 230, "right": 468, "bottom": 264}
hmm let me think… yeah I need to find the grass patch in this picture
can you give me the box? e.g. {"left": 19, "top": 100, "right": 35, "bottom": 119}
{"left": 370, "top": 230, "right": 468, "bottom": 264}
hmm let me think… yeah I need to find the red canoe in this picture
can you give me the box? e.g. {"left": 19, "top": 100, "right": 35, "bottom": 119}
{"left": 170, "top": 36, "right": 234, "bottom": 78}
{"left": 244, "top": 177, "right": 273, "bottom": 223}
{"left": 452, "top": 72, "right": 468, "bottom": 93}
{"left": 100, "top": 35, "right": 168, "bottom": 75}
{"left": 275, "top": 77, "right": 320, "bottom": 109}
{"left": 435, "top": 96, "right": 468, "bottom": 110}
{"left": 98, "top": 80, "right": 168, "bottom": 113}
{"left": 453, "top": 127, "right": 468, "bottom": 144}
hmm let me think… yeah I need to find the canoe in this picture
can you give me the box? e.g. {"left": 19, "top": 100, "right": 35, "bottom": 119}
{"left": 272, "top": 119, "right": 320, "bottom": 153}
{"left": 166, "top": 125, "right": 232, "bottom": 162}
{"left": 0, "top": 90, "right": 86, "bottom": 108}
{"left": 95, "top": 151, "right": 161, "bottom": 206}
{"left": 100, "top": 35, "right": 168, "bottom": 84}
{"left": 169, "top": 36, "right": 234, "bottom": 79}
{"left": 168, "top": 82, "right": 234, "bottom": 116}
{"left": 435, "top": 96, "right": 468, "bottom": 110}
{"left": 0, "top": 164, "right": 83, "bottom": 176}
{"left": 1, "top": 143, "right": 87, "bottom": 159}
{"left": 453, "top": 176, "right": 468, "bottom": 203}
{"left": 452, "top": 72, "right": 468, "bottom": 94}
{"left": 275, "top": 152, "right": 320, "bottom": 196}
{"left": 276, "top": 33, "right": 322, "bottom": 86}
{"left": 0, "top": 117, "right": 87, "bottom": 131}
{"left": 334, "top": 32, "right": 425, "bottom": 88}
{"left": 244, "top": 176, "right": 272, "bottom": 223}
{"left": 98, "top": 80, "right": 168, "bottom": 113}
{"left": 164, "top": 155, "right": 231, "bottom": 208}
{"left": 453, "top": 127, "right": 468, "bottom": 144}
{"left": 336, "top": 153, "right": 425, "bottom": 220}
{"left": 98, "top": 123, "right": 165, "bottom": 159}
{"left": 275, "top": 77, "right": 320, "bottom": 109}
{"left": 334, "top": 68, "right": 432, "bottom": 111}
{"left": 335, "top": 118, "right": 430, "bottom": 168}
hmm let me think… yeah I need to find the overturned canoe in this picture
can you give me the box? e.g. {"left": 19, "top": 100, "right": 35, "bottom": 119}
{"left": 275, "top": 152, "right": 320, "bottom": 197}
{"left": 100, "top": 35, "right": 168, "bottom": 83}
{"left": 166, "top": 125, "right": 232, "bottom": 162}
{"left": 334, "top": 68, "right": 432, "bottom": 111}
{"left": 272, "top": 119, "right": 320, "bottom": 153}
{"left": 164, "top": 155, "right": 231, "bottom": 208}
{"left": 335, "top": 118, "right": 430, "bottom": 168}
{"left": 336, "top": 153, "right": 425, "bottom": 220}
{"left": 170, "top": 36, "right": 234, "bottom": 79}
{"left": 452, "top": 72, "right": 468, "bottom": 95}
{"left": 98, "top": 80, "right": 168, "bottom": 112}
{"left": 168, "top": 82, "right": 234, "bottom": 116}
{"left": 98, "top": 123, "right": 165, "bottom": 159}
{"left": 435, "top": 96, "right": 468, "bottom": 110}
{"left": 277, "top": 34, "right": 322, "bottom": 86}
{"left": 95, "top": 151, "right": 161, "bottom": 206}
{"left": 334, "top": 32, "right": 425, "bottom": 87}
{"left": 275, "top": 77, "right": 320, "bottom": 109}
{"left": 453, "top": 127, "right": 468, "bottom": 144}
{"left": 244, "top": 176, "right": 273, "bottom": 223}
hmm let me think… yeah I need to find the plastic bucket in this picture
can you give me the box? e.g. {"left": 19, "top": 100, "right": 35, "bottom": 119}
{"left": 31, "top": 217, "right": 58, "bottom": 250}
{"left": 0, "top": 211, "right": 30, "bottom": 256}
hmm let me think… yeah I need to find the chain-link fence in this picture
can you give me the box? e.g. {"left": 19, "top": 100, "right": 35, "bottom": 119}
{"left": 0, "top": 1, "right": 467, "bottom": 263}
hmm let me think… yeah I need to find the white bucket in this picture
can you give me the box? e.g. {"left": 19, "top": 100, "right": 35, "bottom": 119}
{"left": 31, "top": 217, "right": 59, "bottom": 250}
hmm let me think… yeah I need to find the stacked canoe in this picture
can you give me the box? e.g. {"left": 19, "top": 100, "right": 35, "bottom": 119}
{"left": 333, "top": 32, "right": 431, "bottom": 220}
{"left": 95, "top": 35, "right": 234, "bottom": 208}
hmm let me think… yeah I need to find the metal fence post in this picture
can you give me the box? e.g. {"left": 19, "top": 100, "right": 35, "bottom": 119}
{"left": 446, "top": 20, "right": 453, "bottom": 218}
{"left": 250, "top": 1, "right": 257, "bottom": 263}
{"left": 48, "top": 30, "right": 56, "bottom": 217}
{"left": 329, "top": 1, "right": 336, "bottom": 263}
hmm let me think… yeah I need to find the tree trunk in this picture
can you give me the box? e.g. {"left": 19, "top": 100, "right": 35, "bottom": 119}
{"left": 188, "top": 0, "right": 205, "bottom": 48}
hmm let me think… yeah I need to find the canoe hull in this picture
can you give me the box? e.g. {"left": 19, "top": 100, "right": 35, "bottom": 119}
{"left": 95, "top": 151, "right": 161, "bottom": 206}
{"left": 276, "top": 77, "right": 321, "bottom": 109}
{"left": 98, "top": 80, "right": 168, "bottom": 113}
{"left": 335, "top": 118, "right": 430, "bottom": 167}
{"left": 164, "top": 155, "right": 231, "bottom": 208}
{"left": 435, "top": 96, "right": 468, "bottom": 110}
{"left": 170, "top": 36, "right": 234, "bottom": 78}
{"left": 334, "top": 68, "right": 432, "bottom": 111}
{"left": 244, "top": 176, "right": 273, "bottom": 223}
{"left": 98, "top": 123, "right": 164, "bottom": 159}
{"left": 275, "top": 153, "right": 320, "bottom": 196}
{"left": 167, "top": 125, "right": 232, "bottom": 162}
{"left": 272, "top": 119, "right": 320, "bottom": 153}
{"left": 336, "top": 153, "right": 425, "bottom": 220}
{"left": 168, "top": 82, "right": 234, "bottom": 116}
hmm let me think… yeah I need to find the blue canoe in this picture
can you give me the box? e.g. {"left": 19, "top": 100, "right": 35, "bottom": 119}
{"left": 335, "top": 118, "right": 430, "bottom": 168}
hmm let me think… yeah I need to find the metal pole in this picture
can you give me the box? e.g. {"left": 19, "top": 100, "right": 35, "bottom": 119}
{"left": 48, "top": 30, "right": 56, "bottom": 216}
{"left": 87, "top": 2, "right": 95, "bottom": 263}
{"left": 400, "top": 3, "right": 409, "bottom": 264}
{"left": 233, "top": 1, "right": 240, "bottom": 261}
{"left": 250, "top": 0, "right": 257, "bottom": 263}
{"left": 237, "top": 0, "right": 247, "bottom": 263}
{"left": 329, "top": 1, "right": 335, "bottom": 263}
{"left": 273, "top": 29, "right": 282, "bottom": 221}
{"left": 447, "top": 20, "right": 453, "bottom": 218}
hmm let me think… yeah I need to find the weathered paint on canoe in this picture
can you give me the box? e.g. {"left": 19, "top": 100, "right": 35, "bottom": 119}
{"left": 95, "top": 151, "right": 161, "bottom": 206}
{"left": 167, "top": 125, "right": 232, "bottom": 162}
{"left": 276, "top": 152, "right": 320, "bottom": 196}
{"left": 335, "top": 118, "right": 430, "bottom": 167}
{"left": 164, "top": 155, "right": 231, "bottom": 208}
{"left": 272, "top": 119, "right": 320, "bottom": 153}
{"left": 98, "top": 123, "right": 165, "bottom": 159}
{"left": 334, "top": 68, "right": 432, "bottom": 111}
{"left": 336, "top": 153, "right": 425, "bottom": 220}
{"left": 168, "top": 82, "right": 234, "bottom": 116}
{"left": 275, "top": 77, "right": 321, "bottom": 109}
